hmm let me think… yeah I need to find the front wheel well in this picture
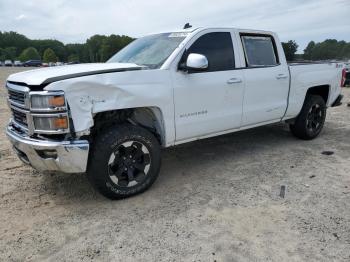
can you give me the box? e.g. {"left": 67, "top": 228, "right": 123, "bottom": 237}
{"left": 91, "top": 107, "right": 165, "bottom": 146}
{"left": 306, "top": 85, "right": 330, "bottom": 104}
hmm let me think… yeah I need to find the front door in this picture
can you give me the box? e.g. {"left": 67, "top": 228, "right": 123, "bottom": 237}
{"left": 172, "top": 31, "right": 244, "bottom": 141}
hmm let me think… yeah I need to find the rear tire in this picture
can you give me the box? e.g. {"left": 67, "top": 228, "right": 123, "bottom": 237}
{"left": 289, "top": 95, "right": 326, "bottom": 140}
{"left": 87, "top": 124, "right": 161, "bottom": 199}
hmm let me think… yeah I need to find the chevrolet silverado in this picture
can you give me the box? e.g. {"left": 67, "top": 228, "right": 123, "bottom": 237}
{"left": 5, "top": 27, "right": 345, "bottom": 199}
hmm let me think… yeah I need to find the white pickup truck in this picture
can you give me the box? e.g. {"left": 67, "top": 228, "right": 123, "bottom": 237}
{"left": 5, "top": 27, "right": 345, "bottom": 199}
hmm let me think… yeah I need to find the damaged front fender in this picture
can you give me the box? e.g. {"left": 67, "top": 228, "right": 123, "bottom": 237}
{"left": 44, "top": 70, "right": 175, "bottom": 144}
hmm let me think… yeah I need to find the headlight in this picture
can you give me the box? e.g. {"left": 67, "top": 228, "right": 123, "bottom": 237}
{"left": 27, "top": 91, "right": 69, "bottom": 134}
{"left": 32, "top": 114, "right": 69, "bottom": 133}
{"left": 30, "top": 92, "right": 66, "bottom": 111}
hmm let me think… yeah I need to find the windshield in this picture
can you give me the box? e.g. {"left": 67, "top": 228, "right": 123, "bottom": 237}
{"left": 107, "top": 33, "right": 187, "bottom": 69}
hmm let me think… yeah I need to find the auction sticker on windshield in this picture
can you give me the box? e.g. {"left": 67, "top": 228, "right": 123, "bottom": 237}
{"left": 168, "top": 32, "right": 189, "bottom": 38}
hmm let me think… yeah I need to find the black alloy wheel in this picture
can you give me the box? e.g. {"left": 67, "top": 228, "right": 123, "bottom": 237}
{"left": 305, "top": 103, "right": 324, "bottom": 134}
{"left": 87, "top": 124, "right": 161, "bottom": 199}
{"left": 108, "top": 141, "right": 151, "bottom": 188}
{"left": 290, "top": 95, "right": 326, "bottom": 140}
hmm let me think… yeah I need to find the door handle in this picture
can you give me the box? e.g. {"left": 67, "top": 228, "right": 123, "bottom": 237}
{"left": 227, "top": 78, "right": 242, "bottom": 84}
{"left": 276, "top": 74, "right": 288, "bottom": 80}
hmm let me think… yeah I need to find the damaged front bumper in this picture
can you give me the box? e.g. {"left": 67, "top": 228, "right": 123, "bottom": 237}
{"left": 6, "top": 124, "right": 89, "bottom": 173}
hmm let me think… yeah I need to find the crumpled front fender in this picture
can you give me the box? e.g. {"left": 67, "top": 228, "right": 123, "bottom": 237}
{"left": 44, "top": 70, "right": 174, "bottom": 144}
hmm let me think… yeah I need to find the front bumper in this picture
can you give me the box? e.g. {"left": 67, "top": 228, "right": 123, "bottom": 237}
{"left": 6, "top": 125, "right": 89, "bottom": 173}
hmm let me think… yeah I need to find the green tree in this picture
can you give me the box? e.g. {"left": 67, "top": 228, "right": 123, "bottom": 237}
{"left": 340, "top": 44, "right": 350, "bottom": 60}
{"left": 66, "top": 43, "right": 87, "bottom": 62}
{"left": 43, "top": 48, "right": 58, "bottom": 62}
{"left": 18, "top": 47, "right": 40, "bottom": 61}
{"left": 101, "top": 34, "right": 134, "bottom": 62}
{"left": 86, "top": 35, "right": 107, "bottom": 62}
{"left": 0, "top": 31, "right": 30, "bottom": 57}
{"left": 99, "top": 39, "right": 111, "bottom": 62}
{"left": 32, "top": 39, "right": 66, "bottom": 61}
{"left": 85, "top": 34, "right": 133, "bottom": 62}
{"left": 303, "top": 41, "right": 315, "bottom": 60}
{"left": 0, "top": 30, "right": 135, "bottom": 63}
{"left": 303, "top": 39, "right": 350, "bottom": 60}
{"left": 282, "top": 40, "right": 298, "bottom": 61}
{"left": 0, "top": 47, "right": 17, "bottom": 60}
{"left": 67, "top": 53, "right": 80, "bottom": 62}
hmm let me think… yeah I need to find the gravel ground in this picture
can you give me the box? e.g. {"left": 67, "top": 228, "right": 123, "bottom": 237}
{"left": 0, "top": 67, "right": 349, "bottom": 262}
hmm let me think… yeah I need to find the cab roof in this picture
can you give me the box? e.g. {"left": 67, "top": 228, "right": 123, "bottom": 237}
{"left": 170, "top": 27, "right": 275, "bottom": 35}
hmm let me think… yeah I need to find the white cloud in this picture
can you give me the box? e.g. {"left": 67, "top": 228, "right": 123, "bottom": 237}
{"left": 0, "top": 0, "right": 349, "bottom": 51}
{"left": 15, "top": 14, "right": 26, "bottom": 21}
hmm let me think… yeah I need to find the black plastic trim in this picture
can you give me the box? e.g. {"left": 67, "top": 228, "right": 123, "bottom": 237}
{"left": 331, "top": 94, "right": 343, "bottom": 107}
{"left": 41, "top": 67, "right": 142, "bottom": 85}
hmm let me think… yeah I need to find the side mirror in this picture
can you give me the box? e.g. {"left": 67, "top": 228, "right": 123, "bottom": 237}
{"left": 185, "top": 53, "right": 208, "bottom": 71}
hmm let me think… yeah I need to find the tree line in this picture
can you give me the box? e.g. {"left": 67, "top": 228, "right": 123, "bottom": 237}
{"left": 278, "top": 39, "right": 349, "bottom": 62}
{"left": 303, "top": 39, "right": 350, "bottom": 61}
{"left": 0, "top": 31, "right": 134, "bottom": 63}
{"left": 0, "top": 31, "right": 349, "bottom": 63}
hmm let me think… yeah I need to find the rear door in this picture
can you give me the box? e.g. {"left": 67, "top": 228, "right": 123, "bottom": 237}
{"left": 172, "top": 30, "right": 244, "bottom": 141}
{"left": 238, "top": 33, "right": 290, "bottom": 126}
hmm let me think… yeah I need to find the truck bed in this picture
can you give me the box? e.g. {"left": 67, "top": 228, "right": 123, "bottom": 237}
{"left": 288, "top": 61, "right": 341, "bottom": 66}
{"left": 283, "top": 62, "right": 343, "bottom": 119}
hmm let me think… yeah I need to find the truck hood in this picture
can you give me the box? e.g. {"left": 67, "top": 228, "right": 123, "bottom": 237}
{"left": 7, "top": 63, "right": 143, "bottom": 86}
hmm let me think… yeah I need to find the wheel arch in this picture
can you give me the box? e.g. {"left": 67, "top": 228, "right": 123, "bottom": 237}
{"left": 284, "top": 84, "right": 330, "bottom": 121}
{"left": 92, "top": 107, "right": 166, "bottom": 147}
{"left": 130, "top": 107, "right": 166, "bottom": 146}
{"left": 305, "top": 85, "right": 330, "bottom": 104}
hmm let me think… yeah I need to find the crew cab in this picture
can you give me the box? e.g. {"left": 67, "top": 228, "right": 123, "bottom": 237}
{"left": 5, "top": 27, "right": 344, "bottom": 199}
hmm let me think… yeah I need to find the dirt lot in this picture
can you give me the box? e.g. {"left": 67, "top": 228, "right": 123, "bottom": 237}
{"left": 0, "top": 67, "right": 349, "bottom": 261}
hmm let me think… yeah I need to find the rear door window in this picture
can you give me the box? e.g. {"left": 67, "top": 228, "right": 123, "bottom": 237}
{"left": 241, "top": 35, "right": 279, "bottom": 67}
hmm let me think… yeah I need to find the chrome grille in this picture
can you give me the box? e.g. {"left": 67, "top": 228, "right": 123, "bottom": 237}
{"left": 6, "top": 82, "right": 29, "bottom": 109}
{"left": 6, "top": 82, "right": 69, "bottom": 135}
{"left": 8, "top": 89, "right": 26, "bottom": 106}
{"left": 11, "top": 108, "right": 28, "bottom": 128}
{"left": 6, "top": 83, "right": 30, "bottom": 132}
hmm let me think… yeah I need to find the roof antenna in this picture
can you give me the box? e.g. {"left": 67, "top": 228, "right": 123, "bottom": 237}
{"left": 183, "top": 23, "right": 192, "bottom": 29}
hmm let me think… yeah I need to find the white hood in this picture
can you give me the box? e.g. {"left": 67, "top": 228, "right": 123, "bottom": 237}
{"left": 7, "top": 63, "right": 143, "bottom": 86}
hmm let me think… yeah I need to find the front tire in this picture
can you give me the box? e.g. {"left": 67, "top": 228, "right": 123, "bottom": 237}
{"left": 289, "top": 95, "right": 326, "bottom": 140}
{"left": 87, "top": 124, "right": 161, "bottom": 199}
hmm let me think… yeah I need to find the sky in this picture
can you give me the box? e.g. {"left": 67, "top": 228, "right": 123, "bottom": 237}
{"left": 0, "top": 0, "right": 349, "bottom": 53}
